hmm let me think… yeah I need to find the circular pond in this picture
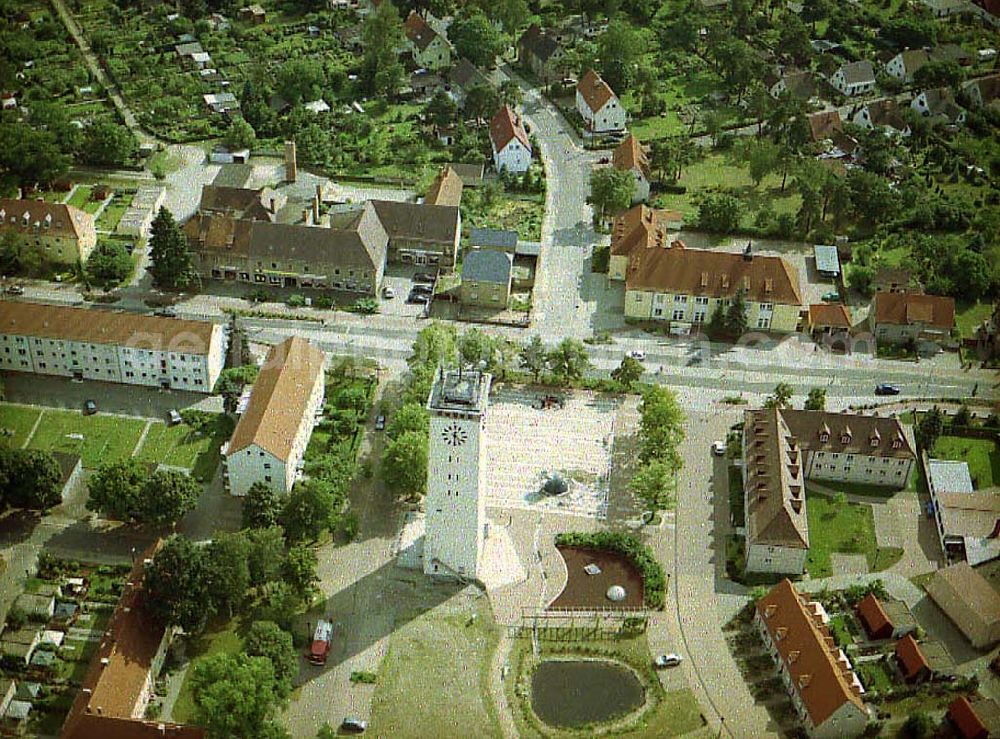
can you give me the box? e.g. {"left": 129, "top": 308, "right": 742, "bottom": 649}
{"left": 530, "top": 659, "right": 644, "bottom": 728}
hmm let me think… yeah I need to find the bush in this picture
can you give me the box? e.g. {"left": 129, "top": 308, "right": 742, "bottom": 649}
{"left": 286, "top": 294, "right": 306, "bottom": 308}
{"left": 349, "top": 670, "right": 377, "bottom": 684}
{"left": 554, "top": 531, "right": 667, "bottom": 609}
{"left": 591, "top": 245, "right": 610, "bottom": 273}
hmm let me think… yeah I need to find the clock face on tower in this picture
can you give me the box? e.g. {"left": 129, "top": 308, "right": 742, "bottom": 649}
{"left": 441, "top": 422, "right": 468, "bottom": 447}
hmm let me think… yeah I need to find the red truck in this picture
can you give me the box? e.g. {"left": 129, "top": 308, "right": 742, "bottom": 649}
{"left": 307, "top": 620, "right": 333, "bottom": 666}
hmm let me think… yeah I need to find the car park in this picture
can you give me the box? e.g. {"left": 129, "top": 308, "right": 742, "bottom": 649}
{"left": 83, "top": 400, "right": 98, "bottom": 415}
{"left": 874, "top": 383, "right": 901, "bottom": 396}
{"left": 654, "top": 654, "right": 683, "bottom": 668}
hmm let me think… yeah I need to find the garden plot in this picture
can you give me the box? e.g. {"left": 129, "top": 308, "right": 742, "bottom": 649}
{"left": 481, "top": 388, "right": 617, "bottom": 518}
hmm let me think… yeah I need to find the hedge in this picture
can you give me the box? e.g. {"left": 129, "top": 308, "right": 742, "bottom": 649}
{"left": 555, "top": 531, "right": 667, "bottom": 609}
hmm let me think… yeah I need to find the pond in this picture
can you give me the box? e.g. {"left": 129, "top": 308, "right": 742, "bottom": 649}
{"left": 530, "top": 659, "right": 644, "bottom": 728}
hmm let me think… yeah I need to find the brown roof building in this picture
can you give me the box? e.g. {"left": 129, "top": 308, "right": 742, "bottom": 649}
{"left": 807, "top": 111, "right": 843, "bottom": 142}
{"left": 577, "top": 69, "right": 616, "bottom": 113}
{"left": 225, "top": 337, "right": 326, "bottom": 496}
{"left": 871, "top": 291, "right": 955, "bottom": 346}
{"left": 808, "top": 304, "right": 852, "bottom": 333}
{"left": 894, "top": 634, "right": 932, "bottom": 683}
{"left": 948, "top": 696, "right": 1000, "bottom": 739}
{"left": 196, "top": 185, "right": 283, "bottom": 221}
{"left": 612, "top": 135, "right": 651, "bottom": 181}
{"left": 424, "top": 166, "right": 464, "bottom": 207}
{"left": 370, "top": 199, "right": 461, "bottom": 267}
{"left": 0, "top": 198, "right": 97, "bottom": 265}
{"left": 404, "top": 11, "right": 438, "bottom": 51}
{"left": 925, "top": 562, "right": 1000, "bottom": 649}
{"left": 61, "top": 542, "right": 204, "bottom": 739}
{"left": 517, "top": 24, "right": 565, "bottom": 82}
{"left": 856, "top": 593, "right": 893, "bottom": 640}
{"left": 755, "top": 580, "right": 868, "bottom": 737}
{"left": 489, "top": 105, "right": 532, "bottom": 156}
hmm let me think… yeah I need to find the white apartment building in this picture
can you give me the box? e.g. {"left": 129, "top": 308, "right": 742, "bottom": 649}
{"left": 424, "top": 367, "right": 492, "bottom": 579}
{"left": 0, "top": 302, "right": 224, "bottom": 392}
{"left": 224, "top": 337, "right": 326, "bottom": 497}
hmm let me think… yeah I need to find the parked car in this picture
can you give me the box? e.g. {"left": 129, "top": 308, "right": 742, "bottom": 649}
{"left": 153, "top": 307, "right": 177, "bottom": 317}
{"left": 5, "top": 285, "right": 23, "bottom": 295}
{"left": 167, "top": 409, "right": 183, "bottom": 426}
{"left": 411, "top": 283, "right": 434, "bottom": 295}
{"left": 874, "top": 383, "right": 901, "bottom": 396}
{"left": 413, "top": 272, "right": 437, "bottom": 284}
{"left": 381, "top": 285, "right": 395, "bottom": 299}
{"left": 83, "top": 400, "right": 98, "bottom": 415}
{"left": 711, "top": 440, "right": 727, "bottom": 456}
{"left": 341, "top": 718, "right": 367, "bottom": 734}
{"left": 821, "top": 291, "right": 840, "bottom": 302}
{"left": 626, "top": 350, "right": 646, "bottom": 361}
{"left": 374, "top": 414, "right": 386, "bottom": 431}
{"left": 654, "top": 654, "right": 683, "bottom": 668}
{"left": 407, "top": 291, "right": 429, "bottom": 305}
{"left": 598, "top": 156, "right": 610, "bottom": 164}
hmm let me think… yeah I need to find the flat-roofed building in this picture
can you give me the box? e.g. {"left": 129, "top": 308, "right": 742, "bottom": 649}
{"left": 224, "top": 337, "right": 326, "bottom": 497}
{"left": 0, "top": 302, "right": 225, "bottom": 393}
{"left": 927, "top": 459, "right": 1000, "bottom": 565}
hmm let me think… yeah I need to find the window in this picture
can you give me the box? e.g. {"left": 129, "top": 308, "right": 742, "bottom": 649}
{"left": 653, "top": 308, "right": 663, "bottom": 317}
{"left": 634, "top": 293, "right": 642, "bottom": 302}
{"left": 264, "top": 463, "right": 271, "bottom": 469}
{"left": 674, "top": 294, "right": 686, "bottom": 303}
{"left": 672, "top": 309, "right": 686, "bottom": 321}
{"left": 695, "top": 296, "right": 709, "bottom": 305}
{"left": 760, "top": 303, "right": 773, "bottom": 311}
{"left": 757, "top": 316, "right": 771, "bottom": 329}
{"left": 265, "top": 475, "right": 272, "bottom": 482}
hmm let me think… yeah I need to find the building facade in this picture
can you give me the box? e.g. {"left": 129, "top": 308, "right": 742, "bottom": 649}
{"left": 576, "top": 69, "right": 626, "bottom": 133}
{"left": 371, "top": 200, "right": 461, "bottom": 268}
{"left": 0, "top": 302, "right": 225, "bottom": 392}
{"left": 869, "top": 291, "right": 955, "bottom": 346}
{"left": 489, "top": 105, "right": 532, "bottom": 175}
{"left": 404, "top": 11, "right": 450, "bottom": 69}
{"left": 460, "top": 248, "right": 512, "bottom": 308}
{"left": 0, "top": 199, "right": 97, "bottom": 265}
{"left": 425, "top": 368, "right": 491, "bottom": 579}
{"left": 224, "top": 337, "right": 326, "bottom": 497}
{"left": 611, "top": 135, "right": 651, "bottom": 203}
{"left": 831, "top": 61, "right": 876, "bottom": 96}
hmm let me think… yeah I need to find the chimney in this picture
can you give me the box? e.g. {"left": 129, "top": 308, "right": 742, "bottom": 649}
{"left": 315, "top": 183, "right": 323, "bottom": 204}
{"left": 312, "top": 194, "right": 320, "bottom": 224}
{"left": 284, "top": 140, "right": 297, "bottom": 183}
{"left": 743, "top": 240, "right": 753, "bottom": 261}
{"left": 269, "top": 197, "right": 276, "bottom": 214}
{"left": 302, "top": 208, "right": 312, "bottom": 226}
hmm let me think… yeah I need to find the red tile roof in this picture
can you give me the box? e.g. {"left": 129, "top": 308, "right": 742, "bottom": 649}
{"left": 612, "top": 135, "right": 651, "bottom": 180}
{"left": 404, "top": 11, "right": 439, "bottom": 52}
{"left": 0, "top": 198, "right": 95, "bottom": 240}
{"left": 808, "top": 303, "right": 851, "bottom": 329}
{"left": 856, "top": 593, "right": 893, "bottom": 639}
{"left": 489, "top": 105, "right": 531, "bottom": 153}
{"left": 895, "top": 634, "right": 931, "bottom": 681}
{"left": 949, "top": 697, "right": 989, "bottom": 739}
{"left": 874, "top": 291, "right": 955, "bottom": 330}
{"left": 577, "top": 69, "right": 616, "bottom": 112}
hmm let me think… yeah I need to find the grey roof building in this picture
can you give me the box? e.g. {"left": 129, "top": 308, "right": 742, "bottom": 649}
{"left": 461, "top": 248, "right": 513, "bottom": 309}
{"left": 470, "top": 227, "right": 518, "bottom": 251}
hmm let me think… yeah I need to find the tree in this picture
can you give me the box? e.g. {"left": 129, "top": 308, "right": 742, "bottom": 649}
{"left": 244, "top": 621, "right": 298, "bottom": 697}
{"left": 277, "top": 58, "right": 326, "bottom": 105}
{"left": 499, "top": 80, "right": 523, "bottom": 108}
{"left": 148, "top": 207, "right": 194, "bottom": 289}
{"left": 387, "top": 402, "right": 429, "bottom": 439}
{"left": 487, "top": 0, "right": 528, "bottom": 34}
{"left": 382, "top": 431, "right": 428, "bottom": 499}
{"left": 747, "top": 140, "right": 778, "bottom": 186}
{"left": 589, "top": 168, "right": 635, "bottom": 222}
{"left": 597, "top": 21, "right": 645, "bottom": 92}
{"left": 900, "top": 711, "right": 934, "bottom": 739}
{"left": 190, "top": 653, "right": 285, "bottom": 739}
{"left": 882, "top": 16, "right": 936, "bottom": 48}
{"left": 408, "top": 323, "right": 457, "bottom": 370}
{"left": 778, "top": 15, "right": 811, "bottom": 66}
{"left": 458, "top": 327, "right": 496, "bottom": 366}
{"left": 520, "top": 335, "right": 548, "bottom": 382}
{"left": 846, "top": 170, "right": 901, "bottom": 225}
{"left": 247, "top": 526, "right": 286, "bottom": 587}
{"left": 611, "top": 355, "right": 644, "bottom": 389}
{"left": 361, "top": 1, "right": 406, "bottom": 97}
{"left": 0, "top": 122, "right": 70, "bottom": 187}
{"left": 87, "top": 459, "right": 145, "bottom": 520}
{"left": 804, "top": 387, "right": 826, "bottom": 411}
{"left": 649, "top": 138, "right": 693, "bottom": 183}
{"left": 86, "top": 240, "right": 132, "bottom": 289}
{"left": 144, "top": 535, "right": 215, "bottom": 633}
{"left": 425, "top": 90, "right": 458, "bottom": 128}
{"left": 764, "top": 382, "right": 793, "bottom": 409}
{"left": 696, "top": 192, "right": 741, "bottom": 232}
{"left": 724, "top": 288, "right": 749, "bottom": 337}
{"left": 547, "top": 338, "right": 591, "bottom": 384}
{"left": 140, "top": 470, "right": 200, "bottom": 524}
{"left": 0, "top": 449, "right": 62, "bottom": 510}
{"left": 628, "top": 460, "right": 674, "bottom": 511}
{"left": 912, "top": 60, "right": 964, "bottom": 89}
{"left": 243, "top": 481, "right": 283, "bottom": 529}
{"left": 638, "top": 385, "right": 685, "bottom": 470}
{"left": 81, "top": 120, "right": 137, "bottom": 167}
{"left": 449, "top": 13, "right": 504, "bottom": 68}
{"left": 206, "top": 532, "right": 250, "bottom": 616}
{"left": 915, "top": 406, "right": 944, "bottom": 450}
{"left": 282, "top": 543, "right": 319, "bottom": 602}
{"left": 224, "top": 117, "right": 256, "bottom": 152}
{"left": 464, "top": 83, "right": 500, "bottom": 122}
{"left": 280, "top": 479, "right": 338, "bottom": 542}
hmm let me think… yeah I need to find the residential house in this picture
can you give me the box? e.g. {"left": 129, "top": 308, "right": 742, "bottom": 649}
{"left": 60, "top": 543, "right": 204, "bottom": 739}
{"left": 830, "top": 61, "right": 876, "bottom": 97}
{"left": 755, "top": 580, "right": 868, "bottom": 738}
{"left": 884, "top": 49, "right": 932, "bottom": 83}
{"left": 239, "top": 3, "right": 266, "bottom": 23}
{"left": 894, "top": 634, "right": 932, "bottom": 683}
{"left": 807, "top": 111, "right": 843, "bottom": 143}
{"left": 404, "top": 12, "right": 450, "bottom": 70}
{"left": 0, "top": 628, "right": 39, "bottom": 666}
{"left": 873, "top": 267, "right": 920, "bottom": 294}
{"left": 911, "top": 87, "right": 967, "bottom": 124}
{"left": 922, "top": 0, "right": 969, "bottom": 16}
{"left": 770, "top": 70, "right": 819, "bottom": 100}
{"left": 424, "top": 165, "right": 464, "bottom": 207}
{"left": 611, "top": 135, "right": 651, "bottom": 203}
{"left": 408, "top": 71, "right": 442, "bottom": 98}
{"left": 517, "top": 24, "right": 566, "bottom": 83}
{"left": 371, "top": 200, "right": 461, "bottom": 267}
{"left": 489, "top": 105, "right": 532, "bottom": 174}
{"left": 743, "top": 408, "right": 915, "bottom": 574}
{"left": 869, "top": 291, "right": 955, "bottom": 347}
{"left": 0, "top": 302, "right": 226, "bottom": 392}
{"left": 203, "top": 92, "right": 240, "bottom": 114}
{"left": 576, "top": 69, "right": 626, "bottom": 134}
{"left": 973, "top": 303, "right": 1000, "bottom": 359}
{"left": 447, "top": 162, "right": 486, "bottom": 188}
{"left": 855, "top": 593, "right": 917, "bottom": 640}
{"left": 460, "top": 248, "right": 513, "bottom": 309}
{"left": 116, "top": 185, "right": 166, "bottom": 239}
{"left": 927, "top": 459, "right": 1000, "bottom": 565}
{"left": 623, "top": 240, "right": 803, "bottom": 332}
{"left": 194, "top": 184, "right": 282, "bottom": 221}
{"left": 961, "top": 74, "right": 1000, "bottom": 108}
{"left": 224, "top": 337, "right": 326, "bottom": 497}
{"left": 807, "top": 304, "right": 852, "bottom": 338}
{"left": 609, "top": 204, "right": 675, "bottom": 282}
{"left": 925, "top": 561, "right": 1000, "bottom": 649}
{"left": 0, "top": 198, "right": 97, "bottom": 265}
{"left": 948, "top": 696, "right": 1000, "bottom": 739}
{"left": 185, "top": 201, "right": 389, "bottom": 294}
{"left": 175, "top": 42, "right": 210, "bottom": 70}
{"left": 851, "top": 99, "right": 910, "bottom": 136}
{"left": 448, "top": 58, "right": 488, "bottom": 108}
{"left": 0, "top": 679, "right": 14, "bottom": 719}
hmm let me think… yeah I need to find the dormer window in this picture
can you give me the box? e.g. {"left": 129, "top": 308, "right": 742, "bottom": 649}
{"left": 819, "top": 432, "right": 830, "bottom": 443}
{"left": 775, "top": 627, "right": 787, "bottom": 641}
{"left": 891, "top": 437, "right": 902, "bottom": 449}
{"left": 870, "top": 436, "right": 879, "bottom": 448}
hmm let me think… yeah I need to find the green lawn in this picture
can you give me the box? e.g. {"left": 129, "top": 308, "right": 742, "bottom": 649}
{"left": 805, "top": 488, "right": 881, "bottom": 578}
{"left": 0, "top": 403, "right": 44, "bottom": 448}
{"left": 463, "top": 191, "right": 544, "bottom": 242}
{"left": 368, "top": 596, "right": 500, "bottom": 739}
{"left": 95, "top": 195, "right": 129, "bottom": 231}
{"left": 855, "top": 659, "right": 894, "bottom": 695}
{"left": 171, "top": 621, "right": 243, "bottom": 724}
{"left": 931, "top": 435, "right": 1000, "bottom": 488}
{"left": 66, "top": 185, "right": 95, "bottom": 210}
{"left": 828, "top": 615, "right": 854, "bottom": 650}
{"left": 26, "top": 409, "right": 147, "bottom": 468}
{"left": 955, "top": 300, "right": 994, "bottom": 339}
{"left": 135, "top": 415, "right": 231, "bottom": 481}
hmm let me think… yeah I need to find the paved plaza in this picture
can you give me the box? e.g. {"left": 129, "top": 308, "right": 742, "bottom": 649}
{"left": 482, "top": 388, "right": 617, "bottom": 518}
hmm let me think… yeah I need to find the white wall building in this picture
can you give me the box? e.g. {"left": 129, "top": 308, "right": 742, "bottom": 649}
{"left": 489, "top": 106, "right": 532, "bottom": 175}
{"left": 576, "top": 69, "right": 626, "bottom": 133}
{"left": 0, "top": 302, "right": 224, "bottom": 392}
{"left": 224, "top": 337, "right": 326, "bottom": 497}
{"left": 830, "top": 61, "right": 876, "bottom": 97}
{"left": 424, "top": 368, "right": 492, "bottom": 579}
